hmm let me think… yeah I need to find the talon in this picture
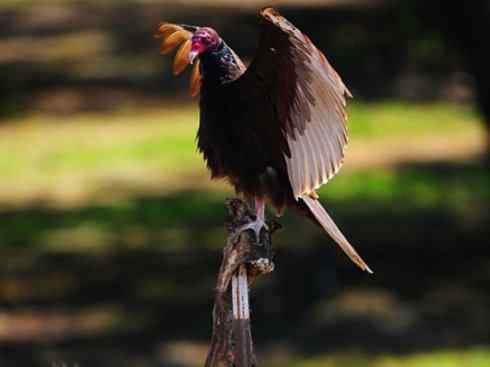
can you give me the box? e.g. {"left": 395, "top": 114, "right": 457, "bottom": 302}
{"left": 238, "top": 219, "right": 268, "bottom": 239}
{"left": 251, "top": 257, "right": 274, "bottom": 273}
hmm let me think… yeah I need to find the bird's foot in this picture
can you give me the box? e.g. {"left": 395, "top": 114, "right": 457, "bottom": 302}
{"left": 237, "top": 218, "right": 268, "bottom": 240}
{"left": 250, "top": 257, "right": 274, "bottom": 273}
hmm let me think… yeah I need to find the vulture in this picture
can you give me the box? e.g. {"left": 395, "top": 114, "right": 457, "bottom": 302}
{"left": 156, "top": 7, "right": 372, "bottom": 273}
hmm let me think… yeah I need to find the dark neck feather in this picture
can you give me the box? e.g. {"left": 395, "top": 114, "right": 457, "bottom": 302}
{"left": 200, "top": 42, "right": 244, "bottom": 86}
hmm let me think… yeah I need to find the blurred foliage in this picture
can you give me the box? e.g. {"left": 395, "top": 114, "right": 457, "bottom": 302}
{"left": 0, "top": 0, "right": 476, "bottom": 118}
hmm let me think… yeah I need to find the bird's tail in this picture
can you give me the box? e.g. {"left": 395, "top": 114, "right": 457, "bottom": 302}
{"left": 301, "top": 195, "right": 373, "bottom": 273}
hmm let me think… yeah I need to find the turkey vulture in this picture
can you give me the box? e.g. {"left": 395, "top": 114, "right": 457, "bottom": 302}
{"left": 156, "top": 7, "right": 372, "bottom": 273}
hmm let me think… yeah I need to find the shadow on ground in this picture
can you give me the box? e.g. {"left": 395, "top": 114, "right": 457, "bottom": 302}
{"left": 1, "top": 161, "right": 489, "bottom": 367}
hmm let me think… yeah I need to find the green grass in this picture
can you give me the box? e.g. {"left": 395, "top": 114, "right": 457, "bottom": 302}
{"left": 0, "top": 100, "right": 488, "bottom": 366}
{"left": 0, "top": 106, "right": 201, "bottom": 201}
{"left": 347, "top": 101, "right": 478, "bottom": 138}
{"left": 321, "top": 165, "right": 490, "bottom": 213}
{"left": 0, "top": 101, "right": 483, "bottom": 203}
{"left": 288, "top": 348, "right": 490, "bottom": 367}
{"left": 0, "top": 164, "right": 487, "bottom": 250}
{"left": 0, "top": 101, "right": 487, "bottom": 250}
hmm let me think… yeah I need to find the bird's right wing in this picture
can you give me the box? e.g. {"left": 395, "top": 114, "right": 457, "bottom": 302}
{"left": 226, "top": 7, "right": 352, "bottom": 200}
{"left": 221, "top": 8, "right": 371, "bottom": 273}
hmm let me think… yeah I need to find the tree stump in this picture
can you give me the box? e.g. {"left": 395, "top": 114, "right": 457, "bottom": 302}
{"left": 204, "top": 198, "right": 279, "bottom": 367}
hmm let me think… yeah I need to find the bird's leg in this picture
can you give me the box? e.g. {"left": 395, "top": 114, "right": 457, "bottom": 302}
{"left": 238, "top": 198, "right": 269, "bottom": 240}
{"left": 255, "top": 197, "right": 265, "bottom": 221}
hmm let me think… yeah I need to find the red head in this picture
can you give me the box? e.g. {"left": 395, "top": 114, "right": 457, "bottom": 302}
{"left": 188, "top": 27, "right": 221, "bottom": 64}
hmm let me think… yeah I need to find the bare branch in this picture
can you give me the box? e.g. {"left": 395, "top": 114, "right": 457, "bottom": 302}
{"left": 205, "top": 198, "right": 277, "bottom": 367}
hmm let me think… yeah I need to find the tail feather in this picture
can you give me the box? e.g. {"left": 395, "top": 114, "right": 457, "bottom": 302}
{"left": 301, "top": 195, "right": 373, "bottom": 273}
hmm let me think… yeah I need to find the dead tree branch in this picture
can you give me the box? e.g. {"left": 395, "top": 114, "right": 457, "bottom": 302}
{"left": 205, "top": 198, "right": 279, "bottom": 367}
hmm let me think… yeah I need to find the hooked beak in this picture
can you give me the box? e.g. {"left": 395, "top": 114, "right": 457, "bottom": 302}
{"left": 188, "top": 50, "right": 199, "bottom": 64}
{"left": 189, "top": 39, "right": 206, "bottom": 64}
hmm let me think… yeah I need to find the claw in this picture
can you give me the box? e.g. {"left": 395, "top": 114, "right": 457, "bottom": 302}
{"left": 238, "top": 219, "right": 268, "bottom": 240}
{"left": 251, "top": 258, "right": 275, "bottom": 273}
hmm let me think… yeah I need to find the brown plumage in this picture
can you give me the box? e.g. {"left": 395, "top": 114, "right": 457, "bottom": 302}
{"left": 156, "top": 7, "right": 372, "bottom": 273}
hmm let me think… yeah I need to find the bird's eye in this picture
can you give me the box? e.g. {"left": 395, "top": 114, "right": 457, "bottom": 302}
{"left": 192, "top": 36, "right": 202, "bottom": 44}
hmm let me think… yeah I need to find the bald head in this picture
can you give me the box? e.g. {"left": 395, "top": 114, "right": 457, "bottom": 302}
{"left": 188, "top": 27, "right": 222, "bottom": 63}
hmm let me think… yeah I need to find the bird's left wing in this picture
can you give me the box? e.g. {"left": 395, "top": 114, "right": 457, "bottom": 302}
{"left": 155, "top": 23, "right": 202, "bottom": 96}
{"left": 225, "top": 7, "right": 352, "bottom": 199}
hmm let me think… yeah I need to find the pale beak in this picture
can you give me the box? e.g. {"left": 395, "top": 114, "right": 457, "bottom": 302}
{"left": 188, "top": 50, "right": 199, "bottom": 64}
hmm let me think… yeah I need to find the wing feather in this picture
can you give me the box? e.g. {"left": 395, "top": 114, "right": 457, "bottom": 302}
{"left": 302, "top": 196, "right": 373, "bottom": 273}
{"left": 156, "top": 23, "right": 202, "bottom": 96}
{"left": 255, "top": 8, "right": 351, "bottom": 199}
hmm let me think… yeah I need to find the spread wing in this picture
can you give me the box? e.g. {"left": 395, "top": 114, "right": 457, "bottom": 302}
{"left": 224, "top": 7, "right": 352, "bottom": 199}
{"left": 155, "top": 23, "right": 202, "bottom": 96}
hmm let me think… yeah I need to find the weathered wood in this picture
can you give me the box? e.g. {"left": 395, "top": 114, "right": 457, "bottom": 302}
{"left": 232, "top": 265, "right": 252, "bottom": 367}
{"left": 204, "top": 198, "right": 278, "bottom": 367}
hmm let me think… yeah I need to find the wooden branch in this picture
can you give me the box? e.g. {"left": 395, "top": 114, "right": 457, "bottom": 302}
{"left": 205, "top": 198, "right": 279, "bottom": 367}
{"left": 231, "top": 265, "right": 252, "bottom": 367}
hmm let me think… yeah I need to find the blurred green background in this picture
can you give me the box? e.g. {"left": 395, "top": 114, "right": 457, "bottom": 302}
{"left": 1, "top": 1, "right": 489, "bottom": 366}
